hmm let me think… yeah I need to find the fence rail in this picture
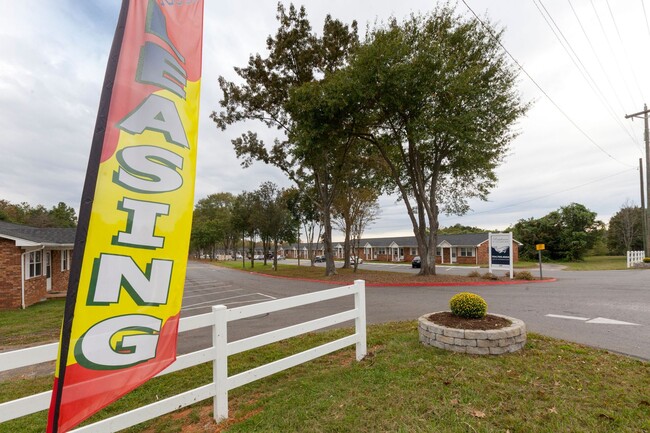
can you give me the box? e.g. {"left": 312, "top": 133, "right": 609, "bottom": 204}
{"left": 626, "top": 250, "right": 645, "bottom": 268}
{"left": 0, "top": 280, "right": 367, "bottom": 432}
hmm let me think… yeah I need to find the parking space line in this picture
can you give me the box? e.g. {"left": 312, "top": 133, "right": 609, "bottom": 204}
{"left": 185, "top": 284, "right": 233, "bottom": 291}
{"left": 181, "top": 292, "right": 277, "bottom": 312}
{"left": 183, "top": 288, "right": 242, "bottom": 300}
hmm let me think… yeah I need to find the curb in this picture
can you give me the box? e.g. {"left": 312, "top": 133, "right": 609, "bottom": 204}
{"left": 240, "top": 270, "right": 557, "bottom": 287}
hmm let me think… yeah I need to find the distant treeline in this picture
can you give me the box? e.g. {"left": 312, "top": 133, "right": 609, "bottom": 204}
{"left": 0, "top": 199, "right": 77, "bottom": 228}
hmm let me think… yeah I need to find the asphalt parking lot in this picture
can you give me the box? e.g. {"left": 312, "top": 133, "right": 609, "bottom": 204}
{"left": 179, "top": 261, "right": 650, "bottom": 360}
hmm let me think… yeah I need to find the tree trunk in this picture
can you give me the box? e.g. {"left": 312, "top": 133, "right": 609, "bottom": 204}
{"left": 273, "top": 239, "right": 278, "bottom": 270}
{"left": 342, "top": 221, "right": 351, "bottom": 268}
{"left": 322, "top": 209, "right": 337, "bottom": 276}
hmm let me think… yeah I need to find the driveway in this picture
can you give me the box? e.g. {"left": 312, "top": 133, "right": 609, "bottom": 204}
{"left": 180, "top": 261, "right": 650, "bottom": 360}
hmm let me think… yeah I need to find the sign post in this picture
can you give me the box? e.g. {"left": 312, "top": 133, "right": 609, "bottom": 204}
{"left": 536, "top": 244, "right": 545, "bottom": 280}
{"left": 489, "top": 232, "right": 514, "bottom": 279}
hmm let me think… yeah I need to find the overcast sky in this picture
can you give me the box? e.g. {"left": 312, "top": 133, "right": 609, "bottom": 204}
{"left": 1, "top": 1, "right": 648, "bottom": 240}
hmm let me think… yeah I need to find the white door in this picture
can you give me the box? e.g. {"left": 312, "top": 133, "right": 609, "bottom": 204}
{"left": 451, "top": 248, "right": 457, "bottom": 264}
{"left": 45, "top": 251, "right": 52, "bottom": 291}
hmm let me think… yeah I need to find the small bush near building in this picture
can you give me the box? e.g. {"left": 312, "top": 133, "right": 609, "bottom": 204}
{"left": 514, "top": 270, "right": 535, "bottom": 280}
{"left": 481, "top": 272, "right": 498, "bottom": 280}
{"left": 467, "top": 270, "right": 481, "bottom": 278}
{"left": 449, "top": 292, "right": 488, "bottom": 319}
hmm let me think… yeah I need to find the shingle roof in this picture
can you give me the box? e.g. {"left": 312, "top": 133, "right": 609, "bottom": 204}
{"left": 356, "top": 233, "right": 490, "bottom": 247}
{"left": 0, "top": 220, "right": 76, "bottom": 245}
{"left": 290, "top": 233, "right": 520, "bottom": 249}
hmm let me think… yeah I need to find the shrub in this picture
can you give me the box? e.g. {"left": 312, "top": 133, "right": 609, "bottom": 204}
{"left": 467, "top": 270, "right": 481, "bottom": 278}
{"left": 449, "top": 292, "right": 487, "bottom": 319}
{"left": 481, "top": 272, "right": 498, "bottom": 280}
{"left": 514, "top": 271, "right": 535, "bottom": 280}
{"left": 644, "top": 257, "right": 650, "bottom": 263}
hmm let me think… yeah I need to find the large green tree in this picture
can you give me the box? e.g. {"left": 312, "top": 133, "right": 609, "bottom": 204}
{"left": 284, "top": 187, "right": 322, "bottom": 265}
{"left": 191, "top": 193, "right": 237, "bottom": 258}
{"left": 607, "top": 200, "right": 644, "bottom": 254}
{"left": 513, "top": 203, "right": 603, "bottom": 261}
{"left": 212, "top": 3, "right": 359, "bottom": 276}
{"left": 294, "top": 7, "right": 527, "bottom": 275}
{"left": 254, "top": 182, "right": 298, "bottom": 268}
{"left": 231, "top": 191, "right": 260, "bottom": 268}
{"left": 439, "top": 224, "right": 491, "bottom": 235}
{"left": 0, "top": 199, "right": 77, "bottom": 227}
{"left": 332, "top": 186, "right": 380, "bottom": 269}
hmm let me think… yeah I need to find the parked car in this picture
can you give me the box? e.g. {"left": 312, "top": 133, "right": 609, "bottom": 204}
{"left": 276, "top": 254, "right": 285, "bottom": 260}
{"left": 253, "top": 254, "right": 265, "bottom": 260}
{"left": 350, "top": 256, "right": 364, "bottom": 265}
{"left": 411, "top": 256, "right": 421, "bottom": 268}
{"left": 314, "top": 255, "right": 326, "bottom": 263}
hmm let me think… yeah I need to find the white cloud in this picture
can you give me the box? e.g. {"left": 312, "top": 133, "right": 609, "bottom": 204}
{"left": 1, "top": 0, "right": 648, "bottom": 238}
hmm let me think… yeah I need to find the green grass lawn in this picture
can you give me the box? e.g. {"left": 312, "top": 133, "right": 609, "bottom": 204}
{"left": 516, "top": 256, "right": 629, "bottom": 271}
{"left": 559, "top": 255, "right": 628, "bottom": 271}
{"left": 0, "top": 255, "right": 632, "bottom": 349}
{"left": 1, "top": 266, "right": 648, "bottom": 432}
{"left": 0, "top": 298, "right": 65, "bottom": 347}
{"left": 1, "top": 322, "right": 648, "bottom": 433}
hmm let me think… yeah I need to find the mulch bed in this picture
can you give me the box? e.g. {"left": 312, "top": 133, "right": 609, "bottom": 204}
{"left": 296, "top": 270, "right": 514, "bottom": 284}
{"left": 428, "top": 312, "right": 511, "bottom": 330}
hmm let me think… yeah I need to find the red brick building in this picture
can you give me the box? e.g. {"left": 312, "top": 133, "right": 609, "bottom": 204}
{"left": 280, "top": 233, "right": 520, "bottom": 265}
{"left": 335, "top": 233, "right": 520, "bottom": 265}
{"left": 0, "top": 221, "right": 75, "bottom": 310}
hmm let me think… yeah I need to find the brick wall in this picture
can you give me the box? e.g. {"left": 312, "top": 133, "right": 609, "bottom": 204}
{"left": 50, "top": 250, "right": 71, "bottom": 293}
{"left": 24, "top": 275, "right": 46, "bottom": 307}
{"left": 477, "top": 241, "right": 520, "bottom": 265}
{"left": 0, "top": 238, "right": 23, "bottom": 309}
{"left": 477, "top": 243, "right": 489, "bottom": 264}
{"left": 0, "top": 240, "right": 63, "bottom": 310}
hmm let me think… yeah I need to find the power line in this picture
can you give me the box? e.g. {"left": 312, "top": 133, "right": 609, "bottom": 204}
{"left": 464, "top": 168, "right": 635, "bottom": 217}
{"left": 460, "top": 0, "right": 635, "bottom": 169}
{"left": 589, "top": 0, "right": 638, "bottom": 108}
{"left": 567, "top": 0, "right": 643, "bottom": 151}
{"left": 605, "top": 0, "right": 646, "bottom": 102}
{"left": 534, "top": 0, "right": 641, "bottom": 154}
{"left": 641, "top": 0, "right": 650, "bottom": 42}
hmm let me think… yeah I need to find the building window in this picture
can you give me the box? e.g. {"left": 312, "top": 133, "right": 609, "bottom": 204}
{"left": 28, "top": 251, "right": 42, "bottom": 278}
{"left": 61, "top": 250, "right": 72, "bottom": 271}
{"left": 459, "top": 247, "right": 475, "bottom": 257}
{"left": 410, "top": 247, "right": 418, "bottom": 255}
{"left": 377, "top": 247, "right": 387, "bottom": 255}
{"left": 436, "top": 247, "right": 442, "bottom": 256}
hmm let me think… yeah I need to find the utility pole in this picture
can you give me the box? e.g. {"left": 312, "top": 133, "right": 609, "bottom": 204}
{"left": 625, "top": 104, "right": 650, "bottom": 256}
{"left": 641, "top": 158, "right": 647, "bottom": 255}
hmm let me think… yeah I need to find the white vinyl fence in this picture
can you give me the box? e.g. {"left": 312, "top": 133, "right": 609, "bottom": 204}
{"left": 0, "top": 280, "right": 367, "bottom": 432}
{"left": 626, "top": 250, "right": 645, "bottom": 268}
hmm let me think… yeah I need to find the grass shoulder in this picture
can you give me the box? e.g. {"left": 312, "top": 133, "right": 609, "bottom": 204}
{"left": 516, "top": 256, "right": 628, "bottom": 271}
{"left": 1, "top": 322, "right": 648, "bottom": 432}
{"left": 209, "top": 260, "right": 536, "bottom": 284}
{"left": 0, "top": 298, "right": 65, "bottom": 347}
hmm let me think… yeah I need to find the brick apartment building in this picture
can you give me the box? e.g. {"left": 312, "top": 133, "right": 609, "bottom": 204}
{"left": 282, "top": 233, "right": 520, "bottom": 265}
{"left": 0, "top": 221, "right": 75, "bottom": 310}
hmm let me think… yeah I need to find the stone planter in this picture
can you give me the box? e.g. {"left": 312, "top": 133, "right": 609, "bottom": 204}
{"left": 418, "top": 312, "right": 526, "bottom": 355}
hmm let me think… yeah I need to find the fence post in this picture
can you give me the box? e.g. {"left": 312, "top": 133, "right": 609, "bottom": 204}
{"left": 212, "top": 305, "right": 228, "bottom": 422}
{"left": 354, "top": 280, "right": 367, "bottom": 361}
{"left": 627, "top": 251, "right": 646, "bottom": 268}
